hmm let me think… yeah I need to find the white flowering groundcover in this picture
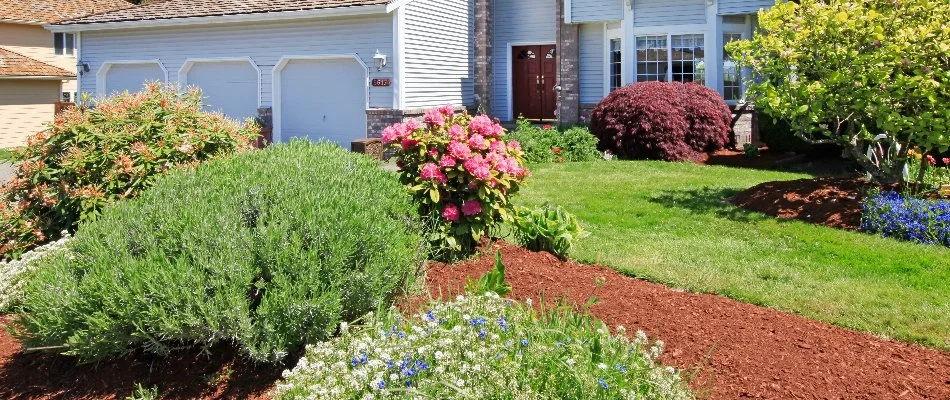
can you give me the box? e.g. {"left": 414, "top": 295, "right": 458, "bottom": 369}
{"left": 275, "top": 292, "right": 692, "bottom": 399}
{"left": 0, "top": 234, "right": 71, "bottom": 312}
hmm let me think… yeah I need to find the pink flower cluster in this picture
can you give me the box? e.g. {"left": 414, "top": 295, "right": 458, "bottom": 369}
{"left": 383, "top": 105, "right": 530, "bottom": 243}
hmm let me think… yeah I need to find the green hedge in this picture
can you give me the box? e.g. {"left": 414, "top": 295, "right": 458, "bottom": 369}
{"left": 13, "top": 141, "right": 423, "bottom": 364}
{"left": 507, "top": 120, "right": 601, "bottom": 163}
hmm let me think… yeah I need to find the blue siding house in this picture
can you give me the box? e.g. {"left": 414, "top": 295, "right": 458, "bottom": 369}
{"left": 49, "top": 0, "right": 776, "bottom": 142}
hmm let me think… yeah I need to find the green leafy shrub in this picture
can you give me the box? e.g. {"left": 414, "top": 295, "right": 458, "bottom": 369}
{"left": 382, "top": 106, "right": 529, "bottom": 257}
{"left": 0, "top": 82, "right": 257, "bottom": 260}
{"left": 12, "top": 141, "right": 423, "bottom": 363}
{"left": 742, "top": 143, "right": 761, "bottom": 157}
{"left": 507, "top": 119, "right": 601, "bottom": 163}
{"left": 0, "top": 234, "right": 71, "bottom": 313}
{"left": 728, "top": 0, "right": 950, "bottom": 184}
{"left": 512, "top": 204, "right": 590, "bottom": 258}
{"left": 274, "top": 292, "right": 691, "bottom": 399}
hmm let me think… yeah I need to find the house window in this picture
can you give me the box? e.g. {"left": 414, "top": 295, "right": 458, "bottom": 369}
{"left": 671, "top": 34, "right": 704, "bottom": 84}
{"left": 635, "top": 35, "right": 668, "bottom": 82}
{"left": 609, "top": 38, "right": 622, "bottom": 91}
{"left": 61, "top": 92, "right": 77, "bottom": 102}
{"left": 636, "top": 34, "right": 705, "bottom": 84}
{"left": 54, "top": 33, "right": 74, "bottom": 56}
{"left": 723, "top": 33, "right": 743, "bottom": 101}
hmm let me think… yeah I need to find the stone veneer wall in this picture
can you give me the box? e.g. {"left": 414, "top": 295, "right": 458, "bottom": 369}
{"left": 730, "top": 103, "right": 760, "bottom": 147}
{"left": 555, "top": 0, "right": 580, "bottom": 124}
{"left": 474, "top": 0, "right": 493, "bottom": 114}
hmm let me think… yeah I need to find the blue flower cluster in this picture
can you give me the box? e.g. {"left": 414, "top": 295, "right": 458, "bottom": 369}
{"left": 861, "top": 191, "right": 950, "bottom": 246}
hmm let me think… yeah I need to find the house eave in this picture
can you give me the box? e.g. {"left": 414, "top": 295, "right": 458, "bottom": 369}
{"left": 0, "top": 75, "right": 76, "bottom": 80}
{"left": 0, "top": 18, "right": 46, "bottom": 26}
{"left": 47, "top": 4, "right": 389, "bottom": 33}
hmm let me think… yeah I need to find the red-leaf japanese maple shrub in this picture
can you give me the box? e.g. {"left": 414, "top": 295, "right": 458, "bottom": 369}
{"left": 681, "top": 83, "right": 732, "bottom": 153}
{"left": 589, "top": 81, "right": 731, "bottom": 161}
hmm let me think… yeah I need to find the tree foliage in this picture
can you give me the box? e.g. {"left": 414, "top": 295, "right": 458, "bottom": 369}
{"left": 728, "top": 0, "right": 950, "bottom": 184}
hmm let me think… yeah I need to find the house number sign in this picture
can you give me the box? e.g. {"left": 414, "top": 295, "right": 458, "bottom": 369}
{"left": 371, "top": 78, "right": 391, "bottom": 87}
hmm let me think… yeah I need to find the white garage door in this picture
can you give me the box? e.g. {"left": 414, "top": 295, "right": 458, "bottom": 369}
{"left": 184, "top": 61, "right": 259, "bottom": 120}
{"left": 278, "top": 58, "right": 367, "bottom": 146}
{"left": 104, "top": 63, "right": 165, "bottom": 95}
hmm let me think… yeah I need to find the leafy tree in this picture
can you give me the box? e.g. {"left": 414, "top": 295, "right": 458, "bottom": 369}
{"left": 728, "top": 0, "right": 950, "bottom": 185}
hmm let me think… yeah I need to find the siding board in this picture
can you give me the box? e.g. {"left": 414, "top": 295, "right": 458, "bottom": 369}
{"left": 79, "top": 15, "right": 394, "bottom": 108}
{"left": 578, "top": 23, "right": 604, "bottom": 104}
{"left": 402, "top": 0, "right": 476, "bottom": 109}
{"left": 719, "top": 0, "right": 775, "bottom": 15}
{"left": 572, "top": 0, "right": 622, "bottom": 23}
{"left": 633, "top": 0, "right": 706, "bottom": 26}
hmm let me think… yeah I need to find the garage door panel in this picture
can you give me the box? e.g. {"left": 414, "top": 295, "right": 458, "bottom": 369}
{"left": 186, "top": 61, "right": 259, "bottom": 120}
{"left": 279, "top": 59, "right": 366, "bottom": 146}
{"left": 104, "top": 63, "right": 164, "bottom": 95}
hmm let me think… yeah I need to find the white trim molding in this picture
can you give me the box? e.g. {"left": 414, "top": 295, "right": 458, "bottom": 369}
{"left": 178, "top": 57, "right": 263, "bottom": 107}
{"left": 271, "top": 54, "right": 370, "bottom": 143}
{"left": 393, "top": 7, "right": 406, "bottom": 109}
{"left": 48, "top": 5, "right": 387, "bottom": 33}
{"left": 505, "top": 41, "right": 557, "bottom": 121}
{"left": 95, "top": 59, "right": 168, "bottom": 98}
{"left": 386, "top": 0, "right": 419, "bottom": 13}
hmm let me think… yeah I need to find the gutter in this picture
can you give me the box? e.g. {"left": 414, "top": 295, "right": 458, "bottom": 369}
{"left": 46, "top": 4, "right": 389, "bottom": 33}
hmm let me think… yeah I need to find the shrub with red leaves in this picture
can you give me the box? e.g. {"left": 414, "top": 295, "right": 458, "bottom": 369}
{"left": 589, "top": 81, "right": 732, "bottom": 161}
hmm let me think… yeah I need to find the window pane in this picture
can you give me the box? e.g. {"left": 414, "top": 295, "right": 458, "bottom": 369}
{"left": 635, "top": 35, "right": 667, "bottom": 82}
{"left": 65, "top": 34, "right": 74, "bottom": 56}
{"left": 723, "top": 33, "right": 743, "bottom": 100}
{"left": 54, "top": 33, "right": 64, "bottom": 55}
{"left": 609, "top": 38, "right": 622, "bottom": 92}
{"left": 670, "top": 34, "right": 704, "bottom": 84}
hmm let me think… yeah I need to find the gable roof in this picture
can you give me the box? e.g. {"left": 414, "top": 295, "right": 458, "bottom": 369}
{"left": 0, "top": 0, "right": 132, "bottom": 25}
{"left": 56, "top": 0, "right": 391, "bottom": 26}
{"left": 0, "top": 47, "right": 74, "bottom": 79}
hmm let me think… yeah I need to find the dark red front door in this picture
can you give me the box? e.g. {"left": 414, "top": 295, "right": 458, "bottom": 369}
{"left": 512, "top": 45, "right": 557, "bottom": 120}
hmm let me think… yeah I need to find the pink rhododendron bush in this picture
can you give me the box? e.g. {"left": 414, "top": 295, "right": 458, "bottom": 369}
{"left": 383, "top": 106, "right": 529, "bottom": 256}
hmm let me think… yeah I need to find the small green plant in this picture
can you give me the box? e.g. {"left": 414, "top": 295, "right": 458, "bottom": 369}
{"left": 13, "top": 142, "right": 423, "bottom": 364}
{"left": 507, "top": 118, "right": 601, "bottom": 164}
{"left": 274, "top": 292, "right": 691, "bottom": 399}
{"left": 466, "top": 251, "right": 512, "bottom": 296}
{"left": 125, "top": 383, "right": 159, "bottom": 400}
{"left": 742, "top": 143, "right": 761, "bottom": 157}
{"left": 512, "top": 204, "right": 590, "bottom": 258}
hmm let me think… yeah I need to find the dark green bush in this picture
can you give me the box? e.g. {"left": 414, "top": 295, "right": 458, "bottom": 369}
{"left": 507, "top": 119, "right": 601, "bottom": 163}
{"left": 13, "top": 141, "right": 423, "bottom": 364}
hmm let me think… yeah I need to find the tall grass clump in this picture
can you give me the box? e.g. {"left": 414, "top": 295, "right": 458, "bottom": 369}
{"left": 12, "top": 141, "right": 424, "bottom": 363}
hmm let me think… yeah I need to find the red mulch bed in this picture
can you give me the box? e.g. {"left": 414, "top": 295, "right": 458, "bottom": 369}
{"left": 0, "top": 315, "right": 280, "bottom": 399}
{"left": 732, "top": 177, "right": 873, "bottom": 230}
{"left": 3, "top": 241, "right": 949, "bottom": 399}
{"left": 427, "top": 242, "right": 950, "bottom": 400}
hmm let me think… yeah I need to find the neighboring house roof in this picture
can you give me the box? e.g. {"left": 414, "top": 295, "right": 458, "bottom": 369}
{"left": 0, "top": 0, "right": 132, "bottom": 25}
{"left": 56, "top": 0, "right": 391, "bottom": 26}
{"left": 0, "top": 47, "right": 74, "bottom": 79}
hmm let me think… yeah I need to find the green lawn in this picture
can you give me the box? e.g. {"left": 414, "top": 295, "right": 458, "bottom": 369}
{"left": 518, "top": 161, "right": 950, "bottom": 350}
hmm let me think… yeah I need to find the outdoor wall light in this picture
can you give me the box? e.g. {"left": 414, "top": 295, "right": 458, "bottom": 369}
{"left": 78, "top": 61, "right": 90, "bottom": 74}
{"left": 373, "top": 50, "right": 387, "bottom": 71}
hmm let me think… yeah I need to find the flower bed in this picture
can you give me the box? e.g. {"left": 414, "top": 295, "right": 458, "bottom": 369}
{"left": 507, "top": 119, "right": 601, "bottom": 164}
{"left": 275, "top": 292, "right": 690, "bottom": 399}
{"left": 861, "top": 191, "right": 950, "bottom": 246}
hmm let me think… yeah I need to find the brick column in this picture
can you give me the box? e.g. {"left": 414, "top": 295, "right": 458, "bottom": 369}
{"left": 555, "top": 0, "right": 580, "bottom": 124}
{"left": 474, "top": 0, "right": 494, "bottom": 115}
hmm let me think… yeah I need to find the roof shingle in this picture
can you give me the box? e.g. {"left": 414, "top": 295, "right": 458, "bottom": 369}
{"left": 0, "top": 0, "right": 132, "bottom": 24}
{"left": 56, "top": 0, "right": 390, "bottom": 26}
{"left": 0, "top": 47, "right": 74, "bottom": 78}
